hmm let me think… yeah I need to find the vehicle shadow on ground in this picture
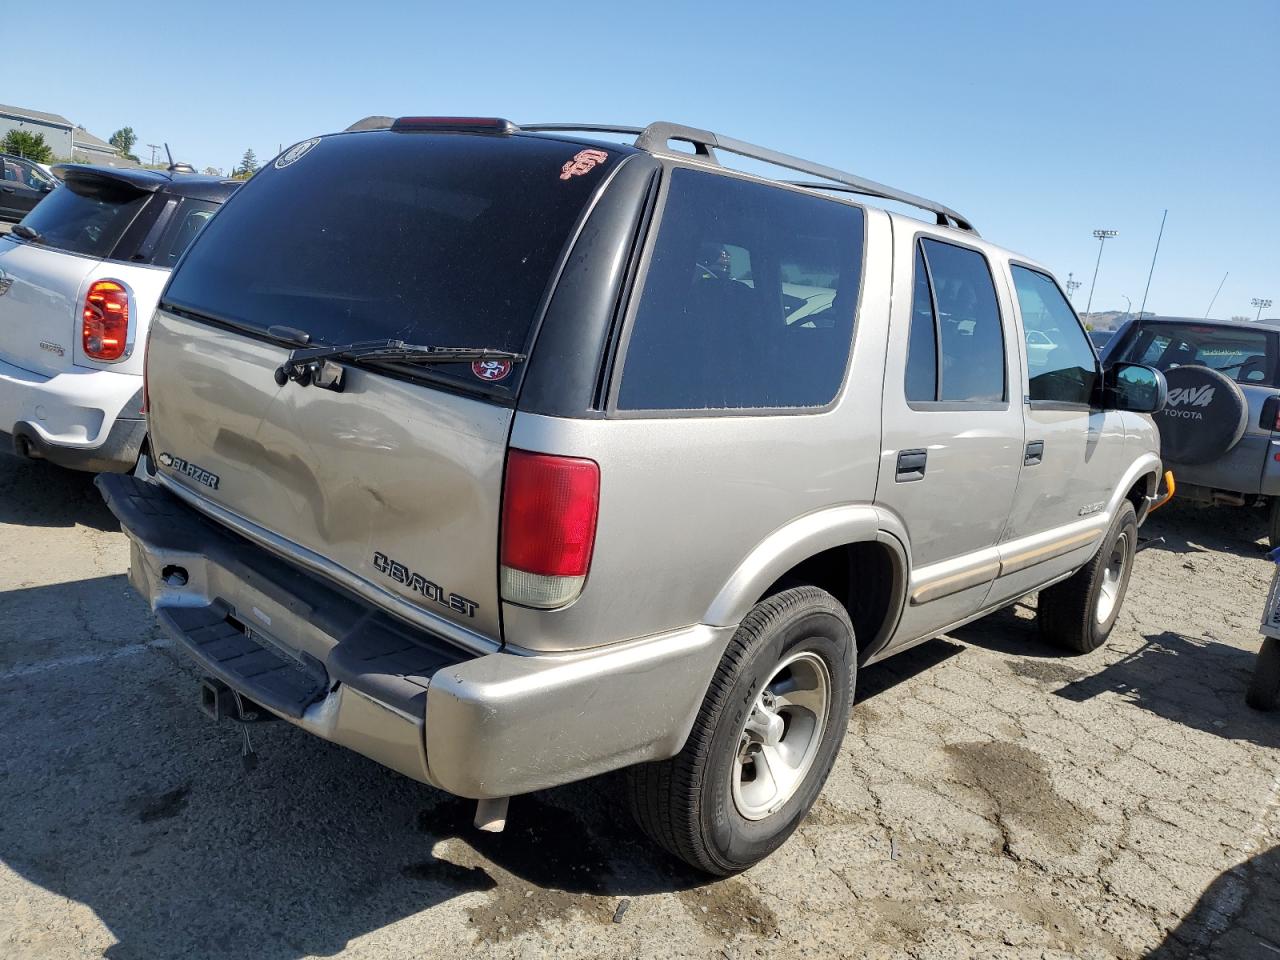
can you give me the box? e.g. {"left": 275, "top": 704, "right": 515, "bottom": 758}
{"left": 1142, "top": 499, "right": 1270, "bottom": 560}
{"left": 0, "top": 573, "right": 149, "bottom": 671}
{"left": 0, "top": 575, "right": 729, "bottom": 960}
{"left": 0, "top": 574, "right": 991, "bottom": 959}
{"left": 960, "top": 607, "right": 1280, "bottom": 748}
{"left": 1053, "top": 631, "right": 1280, "bottom": 749}
{"left": 855, "top": 637, "right": 966, "bottom": 703}
{"left": 1146, "top": 844, "right": 1280, "bottom": 959}
{"left": 0, "top": 454, "right": 119, "bottom": 532}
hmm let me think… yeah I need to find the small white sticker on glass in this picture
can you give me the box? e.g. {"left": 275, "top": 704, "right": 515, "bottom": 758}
{"left": 274, "top": 138, "right": 321, "bottom": 169}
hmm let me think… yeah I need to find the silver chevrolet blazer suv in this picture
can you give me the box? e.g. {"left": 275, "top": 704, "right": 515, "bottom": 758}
{"left": 96, "top": 118, "right": 1168, "bottom": 875}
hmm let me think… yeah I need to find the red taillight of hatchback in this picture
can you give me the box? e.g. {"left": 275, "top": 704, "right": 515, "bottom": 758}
{"left": 500, "top": 449, "right": 600, "bottom": 609}
{"left": 82, "top": 280, "right": 130, "bottom": 361}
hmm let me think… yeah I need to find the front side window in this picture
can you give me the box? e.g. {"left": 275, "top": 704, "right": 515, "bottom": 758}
{"left": 904, "top": 237, "right": 1005, "bottom": 403}
{"left": 1011, "top": 265, "right": 1099, "bottom": 405}
{"left": 618, "top": 168, "right": 865, "bottom": 411}
{"left": 3, "top": 158, "right": 47, "bottom": 190}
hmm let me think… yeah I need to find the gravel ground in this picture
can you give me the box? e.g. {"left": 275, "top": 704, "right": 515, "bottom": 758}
{"left": 0, "top": 453, "right": 1277, "bottom": 960}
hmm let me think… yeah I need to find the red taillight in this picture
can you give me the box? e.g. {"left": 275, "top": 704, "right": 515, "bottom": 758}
{"left": 82, "top": 280, "right": 129, "bottom": 361}
{"left": 500, "top": 450, "right": 600, "bottom": 609}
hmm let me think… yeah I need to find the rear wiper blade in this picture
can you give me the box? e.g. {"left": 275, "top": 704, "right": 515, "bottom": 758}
{"left": 11, "top": 224, "right": 44, "bottom": 243}
{"left": 273, "top": 339, "right": 526, "bottom": 391}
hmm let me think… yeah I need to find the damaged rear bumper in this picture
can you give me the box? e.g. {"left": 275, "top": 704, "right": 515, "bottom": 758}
{"left": 95, "top": 473, "right": 728, "bottom": 799}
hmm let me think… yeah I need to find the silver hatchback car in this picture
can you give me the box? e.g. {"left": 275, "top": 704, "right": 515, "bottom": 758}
{"left": 98, "top": 119, "right": 1167, "bottom": 874}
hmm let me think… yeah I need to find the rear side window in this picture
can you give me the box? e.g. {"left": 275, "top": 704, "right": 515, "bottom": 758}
{"left": 17, "top": 179, "right": 148, "bottom": 258}
{"left": 618, "top": 169, "right": 864, "bottom": 411}
{"left": 1011, "top": 265, "right": 1098, "bottom": 405}
{"left": 904, "top": 238, "right": 1005, "bottom": 403}
{"left": 164, "top": 131, "right": 616, "bottom": 388}
{"left": 1118, "top": 322, "right": 1277, "bottom": 386}
{"left": 150, "top": 199, "right": 219, "bottom": 268}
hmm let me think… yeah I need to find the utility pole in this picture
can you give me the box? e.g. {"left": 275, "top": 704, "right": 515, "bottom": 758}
{"left": 1085, "top": 230, "right": 1117, "bottom": 317}
{"left": 1135, "top": 210, "right": 1167, "bottom": 325}
{"left": 1204, "top": 272, "right": 1228, "bottom": 319}
{"left": 1065, "top": 272, "right": 1082, "bottom": 304}
{"left": 146, "top": 144, "right": 159, "bottom": 166}
{"left": 1254, "top": 298, "right": 1273, "bottom": 322}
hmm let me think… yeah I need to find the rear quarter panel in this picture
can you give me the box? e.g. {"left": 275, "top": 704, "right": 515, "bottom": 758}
{"left": 503, "top": 208, "right": 895, "bottom": 652}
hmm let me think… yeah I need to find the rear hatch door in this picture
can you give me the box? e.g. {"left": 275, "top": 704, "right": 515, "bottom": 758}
{"left": 149, "top": 128, "right": 626, "bottom": 645}
{"left": 0, "top": 170, "right": 153, "bottom": 377}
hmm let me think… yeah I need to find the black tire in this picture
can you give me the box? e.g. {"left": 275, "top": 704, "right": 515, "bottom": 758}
{"left": 1155, "top": 365, "right": 1248, "bottom": 466}
{"left": 1268, "top": 499, "right": 1280, "bottom": 552}
{"left": 626, "top": 586, "right": 855, "bottom": 876}
{"left": 1038, "top": 501, "right": 1138, "bottom": 654}
{"left": 1247, "top": 637, "right": 1280, "bottom": 712}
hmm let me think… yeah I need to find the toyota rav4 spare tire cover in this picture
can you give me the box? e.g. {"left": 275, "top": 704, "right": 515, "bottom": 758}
{"left": 1155, "top": 365, "right": 1248, "bottom": 465}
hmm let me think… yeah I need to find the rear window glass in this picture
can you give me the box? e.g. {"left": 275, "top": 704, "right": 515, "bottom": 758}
{"left": 18, "top": 180, "right": 149, "bottom": 258}
{"left": 618, "top": 168, "right": 864, "bottom": 411}
{"left": 1118, "top": 322, "right": 1277, "bottom": 386}
{"left": 163, "top": 131, "right": 617, "bottom": 386}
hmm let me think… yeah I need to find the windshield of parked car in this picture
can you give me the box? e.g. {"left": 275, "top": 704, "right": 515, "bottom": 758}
{"left": 1118, "top": 322, "right": 1278, "bottom": 387}
{"left": 163, "top": 130, "right": 619, "bottom": 388}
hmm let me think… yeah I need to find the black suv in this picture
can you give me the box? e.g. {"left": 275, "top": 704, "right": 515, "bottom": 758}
{"left": 0, "top": 153, "right": 57, "bottom": 222}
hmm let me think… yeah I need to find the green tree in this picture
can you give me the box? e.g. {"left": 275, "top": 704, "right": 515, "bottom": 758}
{"left": 234, "top": 147, "right": 258, "bottom": 178}
{"left": 1, "top": 130, "right": 53, "bottom": 163}
{"left": 108, "top": 126, "right": 140, "bottom": 162}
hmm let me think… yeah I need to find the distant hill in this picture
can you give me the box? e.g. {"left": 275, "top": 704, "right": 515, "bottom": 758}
{"left": 1077, "top": 312, "right": 1238, "bottom": 331}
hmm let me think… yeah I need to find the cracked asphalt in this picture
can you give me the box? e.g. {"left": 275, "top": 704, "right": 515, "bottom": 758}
{"left": 1, "top": 453, "right": 1277, "bottom": 959}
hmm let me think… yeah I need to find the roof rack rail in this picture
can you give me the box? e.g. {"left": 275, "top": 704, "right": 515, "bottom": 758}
{"left": 521, "top": 121, "right": 976, "bottom": 234}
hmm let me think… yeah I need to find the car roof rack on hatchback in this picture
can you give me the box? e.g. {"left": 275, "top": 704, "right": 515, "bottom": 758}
{"left": 522, "top": 120, "right": 978, "bottom": 234}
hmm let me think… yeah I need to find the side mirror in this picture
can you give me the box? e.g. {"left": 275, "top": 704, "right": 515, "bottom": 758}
{"left": 39, "top": 182, "right": 53, "bottom": 193}
{"left": 1105, "top": 362, "right": 1166, "bottom": 413}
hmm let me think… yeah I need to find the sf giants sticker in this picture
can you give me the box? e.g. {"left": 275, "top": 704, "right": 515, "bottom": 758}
{"left": 560, "top": 149, "right": 608, "bottom": 180}
{"left": 472, "top": 359, "right": 513, "bottom": 382}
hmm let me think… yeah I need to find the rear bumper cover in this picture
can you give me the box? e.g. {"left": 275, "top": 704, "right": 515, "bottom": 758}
{"left": 0, "top": 355, "right": 145, "bottom": 472}
{"left": 95, "top": 473, "right": 728, "bottom": 798}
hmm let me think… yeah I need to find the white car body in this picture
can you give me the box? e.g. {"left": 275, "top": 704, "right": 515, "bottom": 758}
{"left": 0, "top": 165, "right": 236, "bottom": 471}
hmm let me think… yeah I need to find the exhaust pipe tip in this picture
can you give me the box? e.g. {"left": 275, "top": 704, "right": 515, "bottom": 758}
{"left": 12, "top": 433, "right": 38, "bottom": 460}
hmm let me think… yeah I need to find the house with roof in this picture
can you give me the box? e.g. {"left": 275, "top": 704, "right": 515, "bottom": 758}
{"left": 0, "top": 103, "right": 74, "bottom": 158}
{"left": 0, "top": 102, "right": 138, "bottom": 167}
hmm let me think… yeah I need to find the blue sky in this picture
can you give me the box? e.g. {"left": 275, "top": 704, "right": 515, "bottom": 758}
{"left": 8, "top": 0, "right": 1276, "bottom": 318}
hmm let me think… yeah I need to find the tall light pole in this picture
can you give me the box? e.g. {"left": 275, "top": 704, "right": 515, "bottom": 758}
{"left": 1065, "top": 272, "right": 1082, "bottom": 304}
{"left": 1085, "top": 229, "right": 1117, "bottom": 317}
{"left": 1121, "top": 295, "right": 1131, "bottom": 317}
{"left": 1254, "top": 298, "right": 1273, "bottom": 322}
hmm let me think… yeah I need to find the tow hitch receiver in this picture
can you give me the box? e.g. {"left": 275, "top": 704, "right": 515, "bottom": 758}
{"left": 198, "top": 678, "right": 274, "bottom": 724}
